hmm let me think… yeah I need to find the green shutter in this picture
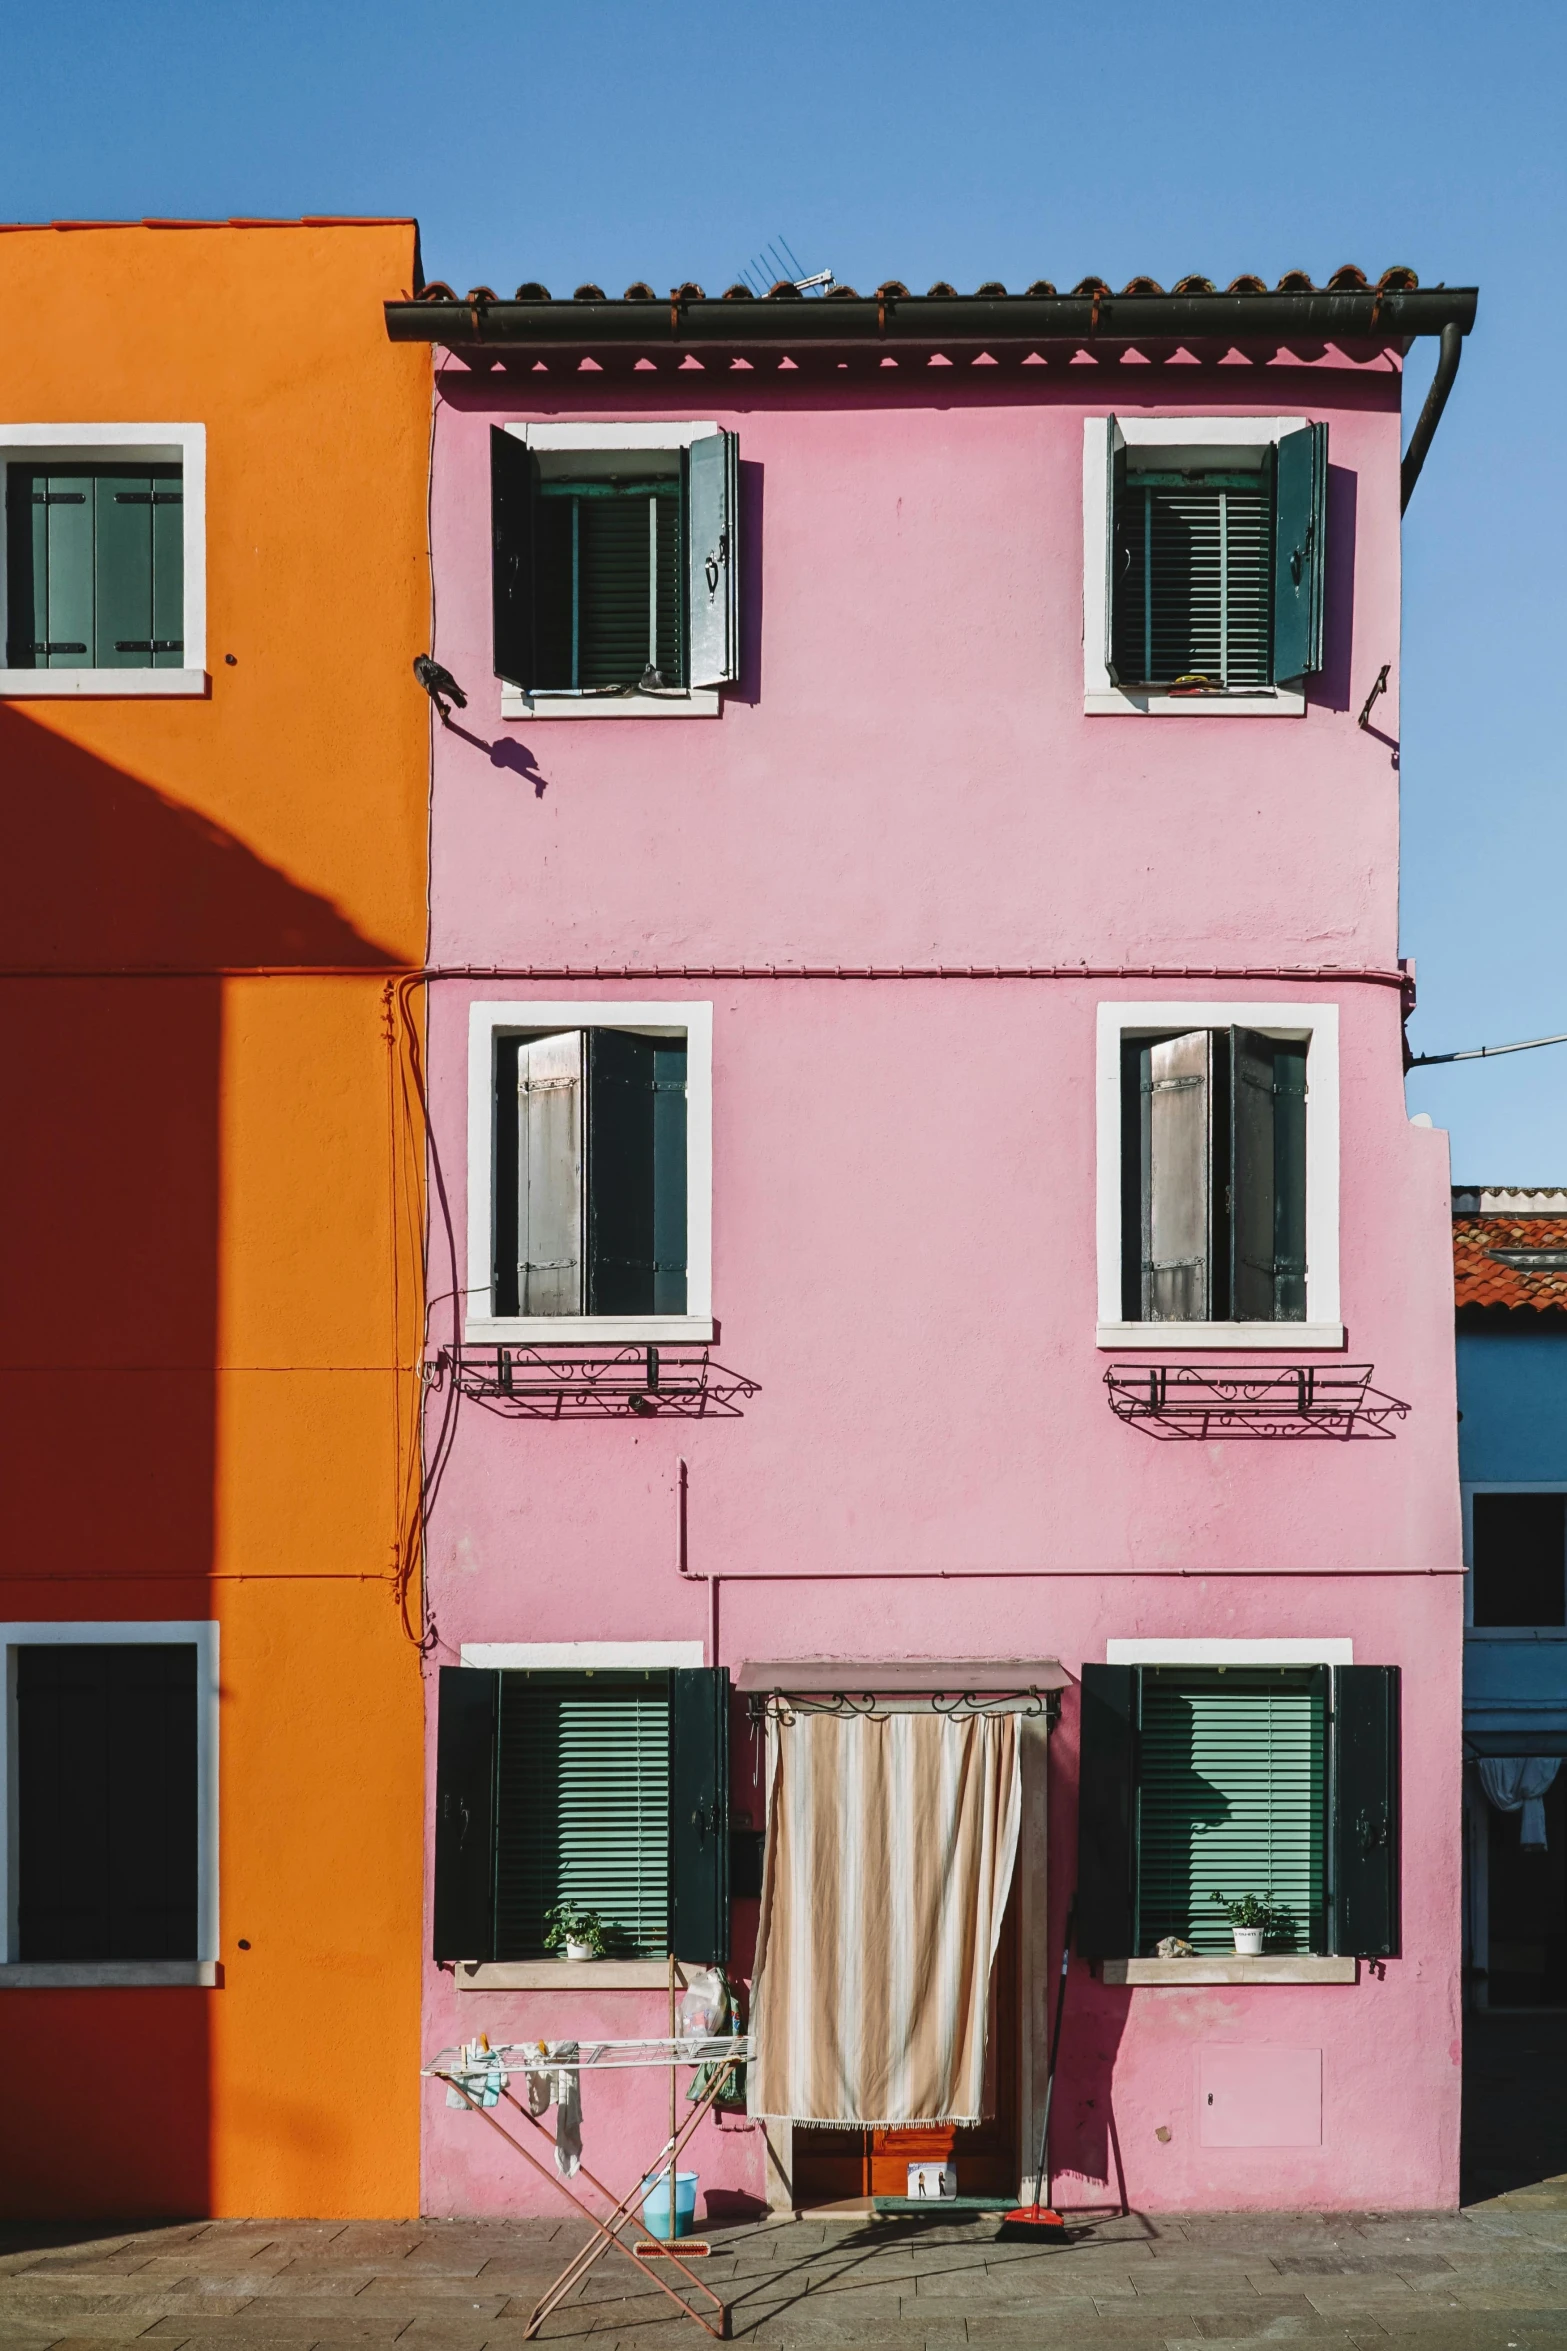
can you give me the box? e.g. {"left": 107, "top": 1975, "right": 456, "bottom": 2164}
{"left": 1111, "top": 467, "right": 1273, "bottom": 689}
{"left": 495, "top": 1672, "right": 670, "bottom": 1958}
{"left": 1332, "top": 1666, "right": 1399, "bottom": 1958}
{"left": 1230, "top": 1031, "right": 1307, "bottom": 1323}
{"left": 151, "top": 472, "right": 184, "bottom": 666}
{"left": 1077, "top": 1663, "right": 1137, "bottom": 1958}
{"left": 1273, "top": 423, "right": 1327, "bottom": 680}
{"left": 95, "top": 472, "right": 154, "bottom": 669}
{"left": 491, "top": 426, "right": 538, "bottom": 688}
{"left": 1231, "top": 1030, "right": 1280, "bottom": 1320}
{"left": 669, "top": 1666, "right": 730, "bottom": 1965}
{"left": 533, "top": 480, "right": 683, "bottom": 692}
{"left": 4, "top": 463, "right": 181, "bottom": 669}
{"left": 587, "top": 1030, "right": 687, "bottom": 1315}
{"left": 433, "top": 1667, "right": 498, "bottom": 1963}
{"left": 1136, "top": 1671, "right": 1327, "bottom": 1955}
{"left": 1272, "top": 1042, "right": 1308, "bottom": 1319}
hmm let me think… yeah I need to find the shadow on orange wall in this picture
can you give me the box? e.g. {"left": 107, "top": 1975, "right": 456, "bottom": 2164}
{"left": 0, "top": 703, "right": 398, "bottom": 2218}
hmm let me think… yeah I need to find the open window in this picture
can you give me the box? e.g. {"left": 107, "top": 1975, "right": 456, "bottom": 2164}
{"left": 1084, "top": 418, "right": 1325, "bottom": 713}
{"left": 1120, "top": 1028, "right": 1307, "bottom": 1324}
{"left": 0, "top": 426, "right": 206, "bottom": 696}
{"left": 1078, "top": 1661, "right": 1399, "bottom": 1959}
{"left": 496, "top": 1028, "right": 688, "bottom": 1318}
{"left": 1472, "top": 1493, "right": 1567, "bottom": 1629}
{"left": 492, "top": 424, "right": 738, "bottom": 713}
{"left": 466, "top": 1000, "right": 713, "bottom": 1343}
{"left": 1097, "top": 1001, "right": 1340, "bottom": 1347}
{"left": 432, "top": 1664, "right": 730, "bottom": 1964}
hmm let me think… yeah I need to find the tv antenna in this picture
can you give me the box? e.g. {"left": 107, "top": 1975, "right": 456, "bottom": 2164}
{"left": 738, "top": 236, "right": 834, "bottom": 298}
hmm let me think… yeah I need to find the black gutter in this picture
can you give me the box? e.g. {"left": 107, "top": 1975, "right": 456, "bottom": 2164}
{"left": 1399, "top": 319, "right": 1465, "bottom": 512}
{"left": 385, "top": 285, "right": 1476, "bottom": 353}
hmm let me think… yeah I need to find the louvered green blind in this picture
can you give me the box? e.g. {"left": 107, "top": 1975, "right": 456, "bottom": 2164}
{"left": 5, "top": 464, "right": 183, "bottom": 669}
{"left": 1112, "top": 471, "right": 1273, "bottom": 690}
{"left": 534, "top": 481, "right": 682, "bottom": 690}
{"left": 494, "top": 1672, "right": 669, "bottom": 1957}
{"left": 1136, "top": 1673, "right": 1326, "bottom": 1953}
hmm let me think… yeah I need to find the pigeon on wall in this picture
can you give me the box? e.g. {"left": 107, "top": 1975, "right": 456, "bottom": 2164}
{"left": 413, "top": 654, "right": 467, "bottom": 723}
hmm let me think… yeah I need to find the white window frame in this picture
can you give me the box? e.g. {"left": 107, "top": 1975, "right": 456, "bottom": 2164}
{"left": 0, "top": 1619, "right": 219, "bottom": 1986}
{"left": 460, "top": 1641, "right": 704, "bottom": 1669}
{"left": 1082, "top": 415, "right": 1308, "bottom": 717}
{"left": 1095, "top": 999, "right": 1342, "bottom": 1348}
{"left": 0, "top": 424, "right": 207, "bottom": 697}
{"left": 1107, "top": 1638, "right": 1353, "bottom": 1666}
{"left": 498, "top": 422, "right": 722, "bottom": 721}
{"left": 1461, "top": 1483, "right": 1567, "bottom": 1636}
{"left": 467, "top": 998, "right": 713, "bottom": 1344}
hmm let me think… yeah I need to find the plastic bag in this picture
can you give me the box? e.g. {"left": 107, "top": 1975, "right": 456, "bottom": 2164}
{"left": 676, "top": 1964, "right": 730, "bottom": 2039}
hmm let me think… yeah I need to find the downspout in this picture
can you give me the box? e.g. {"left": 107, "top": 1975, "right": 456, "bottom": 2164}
{"left": 1400, "top": 320, "right": 1466, "bottom": 513}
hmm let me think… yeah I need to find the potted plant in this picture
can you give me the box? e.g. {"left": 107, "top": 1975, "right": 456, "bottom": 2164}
{"left": 543, "top": 1903, "right": 609, "bottom": 1962}
{"left": 1210, "top": 1891, "right": 1284, "bottom": 1956}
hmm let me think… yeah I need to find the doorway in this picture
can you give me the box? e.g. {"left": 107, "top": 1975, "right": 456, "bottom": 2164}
{"left": 790, "top": 1879, "right": 1021, "bottom": 2203}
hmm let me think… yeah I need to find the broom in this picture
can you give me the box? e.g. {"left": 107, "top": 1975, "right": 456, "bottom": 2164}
{"left": 997, "top": 1895, "right": 1074, "bottom": 2243}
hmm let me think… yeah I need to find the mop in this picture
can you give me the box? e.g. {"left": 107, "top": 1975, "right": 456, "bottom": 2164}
{"left": 997, "top": 1897, "right": 1074, "bottom": 2243}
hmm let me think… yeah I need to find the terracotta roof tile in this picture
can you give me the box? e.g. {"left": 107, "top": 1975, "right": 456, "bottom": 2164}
{"left": 1454, "top": 1213, "right": 1567, "bottom": 1314}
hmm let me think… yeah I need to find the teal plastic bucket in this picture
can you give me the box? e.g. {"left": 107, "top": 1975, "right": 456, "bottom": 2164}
{"left": 640, "top": 2169, "right": 699, "bottom": 2239}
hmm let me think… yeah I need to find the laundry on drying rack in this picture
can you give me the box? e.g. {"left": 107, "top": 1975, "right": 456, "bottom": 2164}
{"left": 445, "top": 2037, "right": 508, "bottom": 2111}
{"left": 524, "top": 2039, "right": 583, "bottom": 2176}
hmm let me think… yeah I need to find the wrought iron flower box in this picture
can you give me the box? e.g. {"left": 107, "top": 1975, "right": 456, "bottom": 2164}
{"left": 424, "top": 1343, "right": 758, "bottom": 1420}
{"left": 1105, "top": 1361, "right": 1410, "bottom": 1440}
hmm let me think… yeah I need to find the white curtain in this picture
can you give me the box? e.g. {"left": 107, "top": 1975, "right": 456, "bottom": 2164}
{"left": 1479, "top": 1756, "right": 1562, "bottom": 1850}
{"left": 748, "top": 1710, "right": 1021, "bottom": 2126}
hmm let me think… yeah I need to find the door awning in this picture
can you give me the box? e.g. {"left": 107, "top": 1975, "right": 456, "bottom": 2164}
{"left": 735, "top": 1658, "right": 1068, "bottom": 1692}
{"left": 735, "top": 1658, "right": 1067, "bottom": 1720}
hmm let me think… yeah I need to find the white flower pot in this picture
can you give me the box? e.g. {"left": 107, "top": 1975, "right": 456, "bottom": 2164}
{"left": 565, "top": 1940, "right": 597, "bottom": 1962}
{"left": 1232, "top": 1926, "right": 1264, "bottom": 1956}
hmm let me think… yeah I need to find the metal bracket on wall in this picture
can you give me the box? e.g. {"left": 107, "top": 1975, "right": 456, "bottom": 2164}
{"left": 745, "top": 1686, "right": 1062, "bottom": 1727}
{"left": 425, "top": 1343, "right": 760, "bottom": 1420}
{"left": 1105, "top": 1362, "right": 1410, "bottom": 1440}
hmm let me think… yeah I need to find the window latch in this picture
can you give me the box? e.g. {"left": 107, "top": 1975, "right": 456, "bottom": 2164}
{"left": 705, "top": 529, "right": 727, "bottom": 595}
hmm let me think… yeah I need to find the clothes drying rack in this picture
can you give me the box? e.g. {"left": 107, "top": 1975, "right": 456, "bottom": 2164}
{"left": 424, "top": 2033, "right": 753, "bottom": 2341}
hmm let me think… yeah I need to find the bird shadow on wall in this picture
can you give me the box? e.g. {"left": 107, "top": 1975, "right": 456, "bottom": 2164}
{"left": 0, "top": 702, "right": 394, "bottom": 2223}
{"left": 442, "top": 715, "right": 550, "bottom": 798}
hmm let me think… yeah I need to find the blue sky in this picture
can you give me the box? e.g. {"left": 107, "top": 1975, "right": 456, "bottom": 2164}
{"left": 4, "top": 0, "right": 1562, "bottom": 1180}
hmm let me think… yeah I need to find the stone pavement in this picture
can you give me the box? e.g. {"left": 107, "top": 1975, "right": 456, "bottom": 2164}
{"left": 7, "top": 2195, "right": 1567, "bottom": 2351}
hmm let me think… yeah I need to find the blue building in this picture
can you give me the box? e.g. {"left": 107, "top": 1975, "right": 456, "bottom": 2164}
{"left": 1458, "top": 1187, "right": 1567, "bottom": 2009}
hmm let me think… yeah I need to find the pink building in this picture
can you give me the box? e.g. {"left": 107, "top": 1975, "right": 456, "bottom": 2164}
{"left": 390, "top": 268, "right": 1476, "bottom": 2217}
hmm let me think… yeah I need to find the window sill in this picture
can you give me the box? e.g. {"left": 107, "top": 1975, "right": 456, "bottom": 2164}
{"left": 1466, "top": 1627, "right": 1567, "bottom": 1642}
{"left": 501, "top": 688, "right": 721, "bottom": 721}
{"left": 1102, "top": 1956, "right": 1357, "bottom": 1986}
{"left": 454, "top": 1961, "right": 681, "bottom": 1991}
{"left": 1084, "top": 688, "right": 1305, "bottom": 718}
{"left": 464, "top": 1315, "right": 715, "bottom": 1346}
{"left": 0, "top": 668, "right": 209, "bottom": 698}
{"left": 1096, "top": 1321, "right": 1345, "bottom": 1351}
{"left": 0, "top": 1960, "right": 219, "bottom": 1988}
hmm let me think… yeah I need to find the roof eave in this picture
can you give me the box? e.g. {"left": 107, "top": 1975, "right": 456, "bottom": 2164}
{"left": 384, "top": 285, "right": 1477, "bottom": 351}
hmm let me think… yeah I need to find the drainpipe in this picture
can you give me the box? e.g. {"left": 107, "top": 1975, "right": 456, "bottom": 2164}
{"left": 1400, "top": 320, "right": 1466, "bottom": 513}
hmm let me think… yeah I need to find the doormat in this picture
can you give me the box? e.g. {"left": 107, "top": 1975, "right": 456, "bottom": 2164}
{"left": 871, "top": 2195, "right": 1016, "bottom": 2215}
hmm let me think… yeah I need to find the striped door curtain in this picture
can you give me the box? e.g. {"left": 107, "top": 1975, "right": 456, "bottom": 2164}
{"left": 747, "top": 1710, "right": 1021, "bottom": 2125}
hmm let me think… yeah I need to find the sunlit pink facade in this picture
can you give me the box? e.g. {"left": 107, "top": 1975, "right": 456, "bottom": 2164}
{"left": 418, "top": 330, "right": 1462, "bottom": 2215}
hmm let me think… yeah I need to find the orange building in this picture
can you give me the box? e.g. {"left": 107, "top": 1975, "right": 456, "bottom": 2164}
{"left": 0, "top": 219, "right": 429, "bottom": 2216}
